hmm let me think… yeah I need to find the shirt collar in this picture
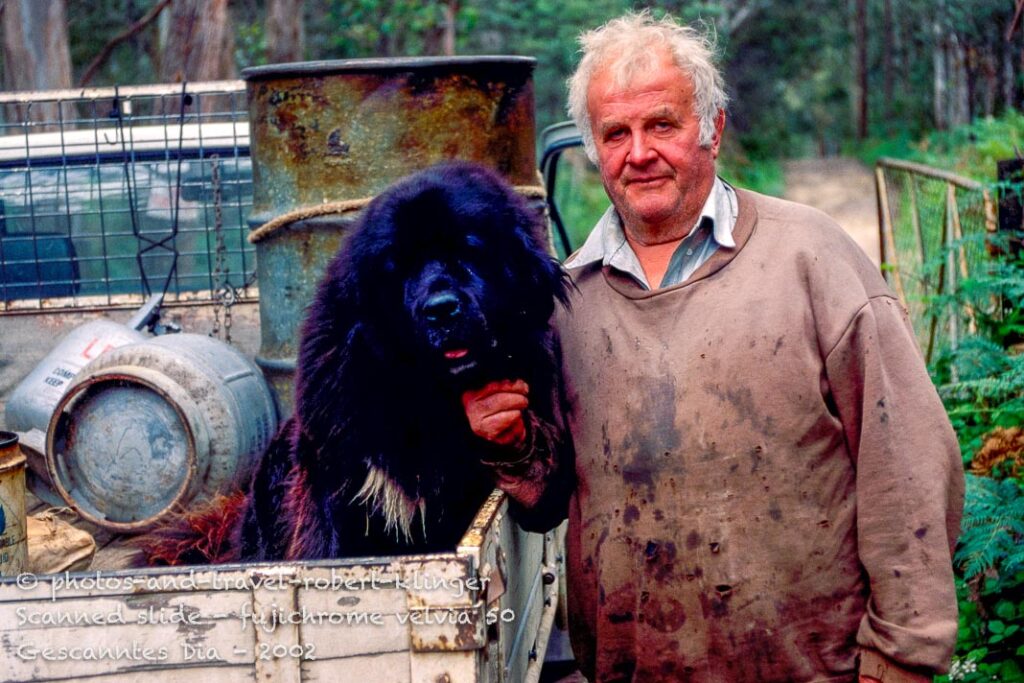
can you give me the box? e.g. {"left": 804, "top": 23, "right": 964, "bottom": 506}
{"left": 565, "top": 176, "right": 737, "bottom": 271}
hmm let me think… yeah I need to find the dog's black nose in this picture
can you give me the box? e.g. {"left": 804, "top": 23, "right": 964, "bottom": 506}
{"left": 423, "top": 292, "right": 461, "bottom": 323}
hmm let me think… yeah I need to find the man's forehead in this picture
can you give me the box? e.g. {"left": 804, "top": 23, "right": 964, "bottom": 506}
{"left": 588, "top": 66, "right": 695, "bottom": 117}
{"left": 589, "top": 57, "right": 693, "bottom": 100}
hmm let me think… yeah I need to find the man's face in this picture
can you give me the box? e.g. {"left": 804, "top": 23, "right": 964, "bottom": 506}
{"left": 587, "top": 51, "right": 724, "bottom": 243}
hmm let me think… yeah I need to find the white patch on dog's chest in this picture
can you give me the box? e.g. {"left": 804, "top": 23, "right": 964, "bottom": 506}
{"left": 352, "top": 465, "right": 427, "bottom": 542}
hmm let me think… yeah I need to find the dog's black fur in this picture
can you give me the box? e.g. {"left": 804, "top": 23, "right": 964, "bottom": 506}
{"left": 158, "top": 161, "right": 570, "bottom": 562}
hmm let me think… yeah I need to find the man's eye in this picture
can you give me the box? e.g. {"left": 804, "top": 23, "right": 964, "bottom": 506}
{"left": 605, "top": 128, "right": 626, "bottom": 141}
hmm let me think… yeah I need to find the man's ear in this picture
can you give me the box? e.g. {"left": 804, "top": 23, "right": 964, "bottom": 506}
{"left": 710, "top": 108, "right": 726, "bottom": 158}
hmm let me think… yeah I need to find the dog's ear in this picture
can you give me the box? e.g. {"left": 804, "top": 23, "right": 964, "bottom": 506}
{"left": 505, "top": 205, "right": 572, "bottom": 321}
{"left": 292, "top": 250, "right": 383, "bottom": 441}
{"left": 293, "top": 317, "right": 382, "bottom": 451}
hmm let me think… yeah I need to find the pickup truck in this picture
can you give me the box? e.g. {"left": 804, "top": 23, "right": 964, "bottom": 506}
{"left": 0, "top": 75, "right": 589, "bottom": 683}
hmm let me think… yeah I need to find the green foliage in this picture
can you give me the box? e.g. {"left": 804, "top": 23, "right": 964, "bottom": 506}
{"left": 955, "top": 475, "right": 1024, "bottom": 582}
{"left": 235, "top": 19, "right": 268, "bottom": 70}
{"left": 915, "top": 111, "right": 1024, "bottom": 180}
{"left": 718, "top": 139, "right": 785, "bottom": 197}
{"left": 937, "top": 359, "right": 1024, "bottom": 681}
{"left": 723, "top": 0, "right": 853, "bottom": 158}
{"left": 932, "top": 234, "right": 1024, "bottom": 456}
{"left": 942, "top": 572, "right": 1024, "bottom": 682}
{"left": 928, "top": 228, "right": 1024, "bottom": 681}
{"left": 311, "top": 0, "right": 452, "bottom": 59}
{"left": 855, "top": 110, "right": 1024, "bottom": 181}
{"left": 939, "top": 335, "right": 1024, "bottom": 459}
{"left": 548, "top": 147, "right": 608, "bottom": 257}
{"left": 456, "top": 0, "right": 632, "bottom": 133}
{"left": 45, "top": 0, "right": 1024, "bottom": 162}
{"left": 67, "top": 0, "right": 160, "bottom": 85}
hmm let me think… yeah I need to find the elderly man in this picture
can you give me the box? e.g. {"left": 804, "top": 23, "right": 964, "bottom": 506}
{"left": 463, "top": 12, "right": 964, "bottom": 683}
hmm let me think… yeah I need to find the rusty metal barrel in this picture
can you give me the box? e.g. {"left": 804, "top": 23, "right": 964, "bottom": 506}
{"left": 243, "top": 56, "right": 538, "bottom": 417}
{"left": 44, "top": 334, "right": 278, "bottom": 532}
{"left": 0, "top": 432, "right": 27, "bottom": 576}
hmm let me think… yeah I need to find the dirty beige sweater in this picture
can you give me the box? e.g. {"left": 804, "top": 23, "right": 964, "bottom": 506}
{"left": 505, "top": 189, "right": 964, "bottom": 682}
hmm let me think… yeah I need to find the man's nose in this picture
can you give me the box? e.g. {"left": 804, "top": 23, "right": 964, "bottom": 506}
{"left": 626, "top": 131, "right": 657, "bottom": 165}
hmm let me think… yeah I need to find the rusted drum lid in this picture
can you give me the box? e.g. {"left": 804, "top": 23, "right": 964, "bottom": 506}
{"left": 243, "top": 56, "right": 538, "bottom": 217}
{"left": 48, "top": 380, "right": 194, "bottom": 527}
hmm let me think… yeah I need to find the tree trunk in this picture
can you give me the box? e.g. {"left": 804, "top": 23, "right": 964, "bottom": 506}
{"left": 159, "top": 0, "right": 236, "bottom": 83}
{"left": 1004, "top": 10, "right": 1021, "bottom": 111}
{"left": 266, "top": 0, "right": 305, "bottom": 64}
{"left": 933, "top": 15, "right": 948, "bottom": 129}
{"left": 855, "top": 0, "right": 869, "bottom": 139}
{"left": 443, "top": 1, "right": 459, "bottom": 56}
{"left": 375, "top": 0, "right": 395, "bottom": 56}
{"left": 882, "top": 0, "right": 894, "bottom": 121}
{"left": 981, "top": 46, "right": 997, "bottom": 117}
{"left": 1, "top": 0, "right": 73, "bottom": 126}
{"left": 949, "top": 34, "right": 970, "bottom": 126}
{"left": 890, "top": 0, "right": 910, "bottom": 121}
{"left": 1002, "top": 38, "right": 1016, "bottom": 111}
{"left": 965, "top": 44, "right": 977, "bottom": 121}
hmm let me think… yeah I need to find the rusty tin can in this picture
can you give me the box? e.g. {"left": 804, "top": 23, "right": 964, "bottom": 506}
{"left": 243, "top": 56, "right": 537, "bottom": 417}
{"left": 0, "top": 432, "right": 28, "bottom": 576}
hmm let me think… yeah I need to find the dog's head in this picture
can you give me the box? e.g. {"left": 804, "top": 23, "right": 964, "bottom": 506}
{"left": 328, "top": 161, "right": 569, "bottom": 388}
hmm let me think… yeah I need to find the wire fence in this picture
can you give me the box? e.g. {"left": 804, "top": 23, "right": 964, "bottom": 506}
{"left": 0, "top": 81, "right": 255, "bottom": 314}
{"left": 875, "top": 158, "right": 999, "bottom": 363}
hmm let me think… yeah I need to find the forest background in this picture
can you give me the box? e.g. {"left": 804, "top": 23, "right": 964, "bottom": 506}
{"left": 4, "top": 1, "right": 1024, "bottom": 681}
{"left": 5, "top": 0, "right": 1024, "bottom": 173}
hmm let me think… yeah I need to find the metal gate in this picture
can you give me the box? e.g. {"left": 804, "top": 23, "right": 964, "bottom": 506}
{"left": 874, "top": 157, "right": 998, "bottom": 362}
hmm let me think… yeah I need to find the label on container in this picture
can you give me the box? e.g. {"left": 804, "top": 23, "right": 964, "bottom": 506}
{"left": 38, "top": 335, "right": 121, "bottom": 398}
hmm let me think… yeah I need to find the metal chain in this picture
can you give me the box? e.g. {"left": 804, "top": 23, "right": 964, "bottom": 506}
{"left": 210, "top": 156, "right": 235, "bottom": 343}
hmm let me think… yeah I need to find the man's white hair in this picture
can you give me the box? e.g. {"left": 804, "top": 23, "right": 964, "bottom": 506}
{"left": 567, "top": 10, "right": 729, "bottom": 162}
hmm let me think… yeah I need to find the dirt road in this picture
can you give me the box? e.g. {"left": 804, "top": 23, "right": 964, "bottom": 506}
{"left": 782, "top": 158, "right": 879, "bottom": 266}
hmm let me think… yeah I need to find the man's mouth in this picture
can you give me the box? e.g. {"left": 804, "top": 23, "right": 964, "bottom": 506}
{"left": 444, "top": 348, "right": 469, "bottom": 360}
{"left": 627, "top": 175, "right": 669, "bottom": 186}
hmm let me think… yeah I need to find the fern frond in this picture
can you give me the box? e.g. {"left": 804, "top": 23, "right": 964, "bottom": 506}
{"left": 954, "top": 474, "right": 1024, "bottom": 583}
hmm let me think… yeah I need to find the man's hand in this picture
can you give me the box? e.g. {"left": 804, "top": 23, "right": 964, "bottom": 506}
{"left": 461, "top": 379, "right": 530, "bottom": 449}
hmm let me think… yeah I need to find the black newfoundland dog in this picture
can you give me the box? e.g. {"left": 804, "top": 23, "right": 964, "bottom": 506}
{"left": 141, "top": 161, "right": 570, "bottom": 564}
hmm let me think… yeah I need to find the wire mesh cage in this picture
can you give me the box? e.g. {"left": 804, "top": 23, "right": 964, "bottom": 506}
{"left": 0, "top": 81, "right": 255, "bottom": 314}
